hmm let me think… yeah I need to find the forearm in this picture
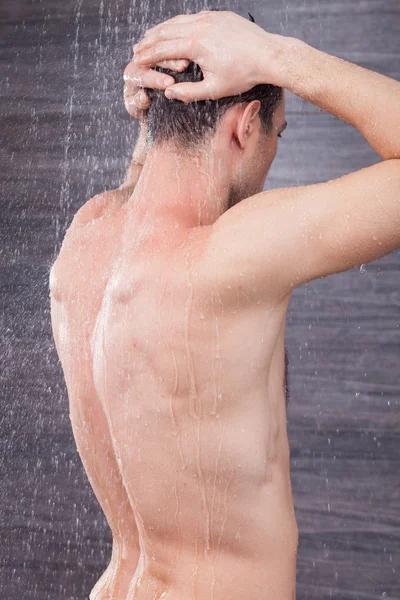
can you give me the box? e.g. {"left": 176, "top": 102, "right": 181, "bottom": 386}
{"left": 273, "top": 38, "right": 400, "bottom": 160}
{"left": 121, "top": 119, "right": 148, "bottom": 190}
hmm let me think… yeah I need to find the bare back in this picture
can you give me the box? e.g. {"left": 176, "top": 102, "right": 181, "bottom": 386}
{"left": 50, "top": 196, "right": 298, "bottom": 600}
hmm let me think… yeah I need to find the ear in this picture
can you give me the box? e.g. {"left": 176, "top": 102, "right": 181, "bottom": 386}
{"left": 234, "top": 100, "right": 261, "bottom": 152}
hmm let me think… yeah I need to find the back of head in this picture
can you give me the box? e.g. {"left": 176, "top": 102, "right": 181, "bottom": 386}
{"left": 145, "top": 11, "right": 283, "bottom": 154}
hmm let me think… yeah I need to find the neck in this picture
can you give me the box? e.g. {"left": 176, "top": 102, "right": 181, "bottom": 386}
{"left": 129, "top": 142, "right": 232, "bottom": 228}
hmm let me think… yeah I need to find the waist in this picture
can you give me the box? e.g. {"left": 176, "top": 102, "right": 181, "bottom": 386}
{"left": 111, "top": 481, "right": 299, "bottom": 599}
{"left": 129, "top": 545, "right": 298, "bottom": 600}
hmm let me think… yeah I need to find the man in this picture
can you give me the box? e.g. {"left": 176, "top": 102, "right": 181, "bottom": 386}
{"left": 49, "top": 9, "right": 400, "bottom": 600}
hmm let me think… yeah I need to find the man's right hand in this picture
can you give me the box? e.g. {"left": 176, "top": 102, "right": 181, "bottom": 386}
{"left": 133, "top": 10, "right": 294, "bottom": 103}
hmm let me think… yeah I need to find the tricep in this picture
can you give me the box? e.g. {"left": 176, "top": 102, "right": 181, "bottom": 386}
{"left": 211, "top": 159, "right": 400, "bottom": 300}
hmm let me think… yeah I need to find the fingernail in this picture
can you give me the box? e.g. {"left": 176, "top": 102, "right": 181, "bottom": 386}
{"left": 165, "top": 90, "right": 173, "bottom": 98}
{"left": 164, "top": 77, "right": 173, "bottom": 86}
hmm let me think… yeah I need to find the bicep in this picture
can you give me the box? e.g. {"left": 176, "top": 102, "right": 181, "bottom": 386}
{"left": 212, "top": 159, "right": 400, "bottom": 299}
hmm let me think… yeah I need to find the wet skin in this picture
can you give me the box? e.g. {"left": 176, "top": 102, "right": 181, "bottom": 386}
{"left": 50, "top": 181, "right": 298, "bottom": 600}
{"left": 49, "top": 76, "right": 298, "bottom": 599}
{"left": 49, "top": 7, "right": 400, "bottom": 595}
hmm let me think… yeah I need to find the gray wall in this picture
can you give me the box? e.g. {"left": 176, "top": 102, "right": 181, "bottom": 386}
{"left": 1, "top": 1, "right": 399, "bottom": 598}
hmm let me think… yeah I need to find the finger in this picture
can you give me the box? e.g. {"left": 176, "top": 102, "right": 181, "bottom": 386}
{"left": 164, "top": 79, "right": 218, "bottom": 103}
{"left": 134, "top": 16, "right": 199, "bottom": 52}
{"left": 155, "top": 59, "right": 190, "bottom": 72}
{"left": 124, "top": 90, "right": 150, "bottom": 118}
{"left": 124, "top": 64, "right": 176, "bottom": 90}
{"left": 124, "top": 86, "right": 150, "bottom": 108}
{"left": 134, "top": 39, "right": 195, "bottom": 67}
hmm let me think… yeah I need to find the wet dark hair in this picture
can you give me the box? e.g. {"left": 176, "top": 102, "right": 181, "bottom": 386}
{"left": 144, "top": 10, "right": 283, "bottom": 153}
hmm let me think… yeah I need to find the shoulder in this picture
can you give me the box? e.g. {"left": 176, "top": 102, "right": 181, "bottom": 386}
{"left": 69, "top": 188, "right": 124, "bottom": 229}
{"left": 202, "top": 189, "right": 288, "bottom": 301}
{"left": 69, "top": 184, "right": 136, "bottom": 231}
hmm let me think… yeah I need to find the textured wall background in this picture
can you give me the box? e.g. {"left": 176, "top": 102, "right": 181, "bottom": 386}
{"left": 1, "top": 1, "right": 399, "bottom": 598}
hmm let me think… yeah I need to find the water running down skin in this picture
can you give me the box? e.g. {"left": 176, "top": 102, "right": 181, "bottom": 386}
{"left": 50, "top": 10, "right": 400, "bottom": 600}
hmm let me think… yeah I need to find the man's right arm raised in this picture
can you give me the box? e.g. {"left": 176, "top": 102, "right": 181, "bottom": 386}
{"left": 213, "top": 36, "right": 400, "bottom": 296}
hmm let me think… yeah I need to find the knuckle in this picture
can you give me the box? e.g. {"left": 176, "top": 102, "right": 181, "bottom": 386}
{"left": 125, "top": 61, "right": 141, "bottom": 82}
{"left": 187, "top": 38, "right": 196, "bottom": 51}
{"left": 123, "top": 63, "right": 133, "bottom": 78}
{"left": 199, "top": 14, "right": 212, "bottom": 26}
{"left": 177, "top": 59, "right": 189, "bottom": 71}
{"left": 157, "top": 25, "right": 165, "bottom": 37}
{"left": 131, "top": 59, "right": 141, "bottom": 73}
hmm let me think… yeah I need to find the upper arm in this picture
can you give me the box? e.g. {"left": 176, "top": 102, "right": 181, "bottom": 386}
{"left": 210, "top": 159, "right": 400, "bottom": 300}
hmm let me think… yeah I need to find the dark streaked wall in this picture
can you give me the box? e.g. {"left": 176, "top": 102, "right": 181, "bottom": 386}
{"left": 1, "top": 1, "right": 399, "bottom": 598}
